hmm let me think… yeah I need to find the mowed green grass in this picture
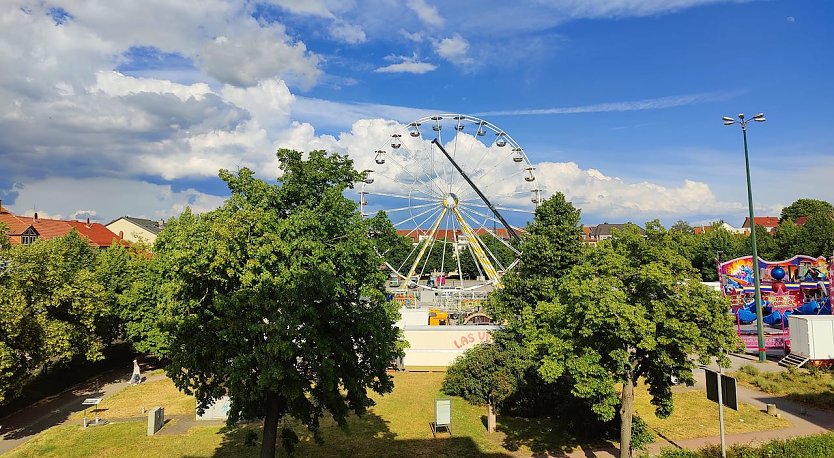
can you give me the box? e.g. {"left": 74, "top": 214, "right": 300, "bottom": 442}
{"left": 6, "top": 372, "right": 792, "bottom": 457}
{"left": 68, "top": 377, "right": 196, "bottom": 421}
{"left": 633, "top": 385, "right": 789, "bottom": 440}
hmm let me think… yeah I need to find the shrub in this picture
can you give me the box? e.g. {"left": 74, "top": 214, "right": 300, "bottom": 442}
{"left": 660, "top": 432, "right": 834, "bottom": 458}
{"left": 739, "top": 365, "right": 760, "bottom": 377}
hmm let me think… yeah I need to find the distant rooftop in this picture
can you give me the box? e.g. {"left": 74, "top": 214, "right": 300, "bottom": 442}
{"left": 109, "top": 216, "right": 164, "bottom": 235}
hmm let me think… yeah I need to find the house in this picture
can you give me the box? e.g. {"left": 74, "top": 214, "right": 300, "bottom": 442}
{"left": 585, "top": 223, "right": 646, "bottom": 243}
{"left": 0, "top": 200, "right": 120, "bottom": 248}
{"left": 693, "top": 222, "right": 745, "bottom": 235}
{"left": 106, "top": 216, "right": 165, "bottom": 245}
{"left": 740, "top": 216, "right": 780, "bottom": 234}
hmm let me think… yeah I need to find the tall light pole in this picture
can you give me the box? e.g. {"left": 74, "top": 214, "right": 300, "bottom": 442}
{"left": 723, "top": 112, "right": 766, "bottom": 362}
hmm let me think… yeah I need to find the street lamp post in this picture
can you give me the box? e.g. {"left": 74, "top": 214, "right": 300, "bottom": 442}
{"left": 723, "top": 112, "right": 767, "bottom": 362}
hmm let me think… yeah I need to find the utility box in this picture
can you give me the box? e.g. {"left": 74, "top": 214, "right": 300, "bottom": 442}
{"left": 788, "top": 315, "right": 834, "bottom": 360}
{"left": 147, "top": 406, "right": 164, "bottom": 436}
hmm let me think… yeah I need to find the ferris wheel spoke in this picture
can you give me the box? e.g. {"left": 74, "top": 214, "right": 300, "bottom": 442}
{"left": 459, "top": 207, "right": 521, "bottom": 261}
{"left": 384, "top": 151, "right": 446, "bottom": 199}
{"left": 459, "top": 201, "right": 534, "bottom": 214}
{"left": 393, "top": 204, "right": 443, "bottom": 230}
{"left": 402, "top": 207, "right": 448, "bottom": 288}
{"left": 456, "top": 206, "right": 512, "bottom": 269}
{"left": 455, "top": 167, "right": 528, "bottom": 204}
{"left": 447, "top": 209, "right": 465, "bottom": 280}
{"left": 457, "top": 206, "right": 522, "bottom": 256}
{"left": 439, "top": 210, "right": 453, "bottom": 276}
{"left": 452, "top": 147, "right": 518, "bottom": 199}
{"left": 364, "top": 191, "right": 437, "bottom": 203}
{"left": 384, "top": 202, "right": 439, "bottom": 214}
{"left": 370, "top": 169, "right": 439, "bottom": 200}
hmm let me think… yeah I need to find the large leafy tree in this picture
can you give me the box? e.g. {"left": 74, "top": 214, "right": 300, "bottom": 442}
{"left": 691, "top": 223, "right": 745, "bottom": 280}
{"left": 741, "top": 225, "right": 779, "bottom": 261}
{"left": 780, "top": 198, "right": 834, "bottom": 222}
{"left": 794, "top": 212, "right": 834, "bottom": 257}
{"left": 528, "top": 222, "right": 737, "bottom": 457}
{"left": 157, "top": 149, "right": 401, "bottom": 457}
{"left": 487, "top": 192, "right": 585, "bottom": 322}
{"left": 0, "top": 231, "right": 107, "bottom": 403}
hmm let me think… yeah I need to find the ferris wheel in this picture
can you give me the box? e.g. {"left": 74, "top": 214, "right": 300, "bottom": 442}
{"left": 359, "top": 114, "right": 541, "bottom": 291}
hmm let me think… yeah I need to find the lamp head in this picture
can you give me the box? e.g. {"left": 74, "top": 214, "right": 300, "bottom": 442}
{"left": 738, "top": 113, "right": 745, "bottom": 120}
{"left": 753, "top": 113, "right": 766, "bottom": 122}
{"left": 722, "top": 116, "right": 735, "bottom": 125}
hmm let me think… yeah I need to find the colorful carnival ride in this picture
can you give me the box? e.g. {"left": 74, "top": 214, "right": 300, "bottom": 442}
{"left": 718, "top": 255, "right": 833, "bottom": 353}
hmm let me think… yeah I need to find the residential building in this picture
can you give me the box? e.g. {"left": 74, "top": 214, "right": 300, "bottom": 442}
{"left": 0, "top": 200, "right": 120, "bottom": 248}
{"left": 693, "top": 222, "right": 745, "bottom": 235}
{"left": 740, "top": 216, "right": 780, "bottom": 234}
{"left": 106, "top": 216, "right": 165, "bottom": 245}
{"left": 585, "top": 223, "right": 646, "bottom": 244}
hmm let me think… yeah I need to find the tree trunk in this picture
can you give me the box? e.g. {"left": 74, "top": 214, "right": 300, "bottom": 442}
{"left": 260, "top": 392, "right": 282, "bottom": 458}
{"left": 487, "top": 402, "right": 496, "bottom": 433}
{"left": 620, "top": 371, "right": 634, "bottom": 458}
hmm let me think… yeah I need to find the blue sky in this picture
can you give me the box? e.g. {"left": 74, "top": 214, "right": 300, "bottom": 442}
{"left": 1, "top": 0, "right": 832, "bottom": 228}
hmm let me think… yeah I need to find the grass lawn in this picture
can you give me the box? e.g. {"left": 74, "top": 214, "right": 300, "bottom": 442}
{"left": 633, "top": 384, "right": 789, "bottom": 440}
{"left": 7, "top": 371, "right": 791, "bottom": 457}
{"left": 733, "top": 364, "right": 834, "bottom": 411}
{"left": 67, "top": 378, "right": 196, "bottom": 421}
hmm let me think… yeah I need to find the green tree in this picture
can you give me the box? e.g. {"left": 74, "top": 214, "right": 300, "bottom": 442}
{"left": 157, "top": 149, "right": 401, "bottom": 457}
{"left": 794, "top": 212, "right": 834, "bottom": 257}
{"left": 0, "top": 223, "right": 10, "bottom": 251}
{"left": 443, "top": 343, "right": 518, "bottom": 406}
{"left": 528, "top": 223, "right": 737, "bottom": 457}
{"left": 742, "top": 225, "right": 778, "bottom": 261}
{"left": 0, "top": 231, "right": 107, "bottom": 403}
{"left": 774, "top": 219, "right": 801, "bottom": 260}
{"left": 487, "top": 192, "right": 585, "bottom": 322}
{"left": 367, "top": 211, "right": 413, "bottom": 274}
{"left": 691, "top": 224, "right": 745, "bottom": 280}
{"left": 669, "top": 220, "right": 693, "bottom": 234}
{"left": 780, "top": 198, "right": 834, "bottom": 222}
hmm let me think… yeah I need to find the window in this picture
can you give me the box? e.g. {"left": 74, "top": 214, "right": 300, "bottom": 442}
{"left": 21, "top": 228, "right": 37, "bottom": 245}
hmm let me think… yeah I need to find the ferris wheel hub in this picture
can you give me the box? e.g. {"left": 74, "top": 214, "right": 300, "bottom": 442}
{"left": 442, "top": 193, "right": 459, "bottom": 209}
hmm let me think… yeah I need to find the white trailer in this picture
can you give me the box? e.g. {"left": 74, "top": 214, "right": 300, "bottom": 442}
{"left": 785, "top": 315, "right": 834, "bottom": 366}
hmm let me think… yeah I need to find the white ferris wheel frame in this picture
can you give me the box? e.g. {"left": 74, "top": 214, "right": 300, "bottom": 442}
{"left": 359, "top": 114, "right": 541, "bottom": 292}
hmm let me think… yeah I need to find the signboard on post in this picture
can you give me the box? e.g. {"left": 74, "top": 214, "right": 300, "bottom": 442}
{"left": 705, "top": 369, "right": 738, "bottom": 410}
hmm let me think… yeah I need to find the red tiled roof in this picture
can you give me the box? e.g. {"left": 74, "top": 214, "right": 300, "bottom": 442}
{"left": 741, "top": 216, "right": 779, "bottom": 228}
{"left": 0, "top": 208, "right": 120, "bottom": 247}
{"left": 794, "top": 216, "right": 808, "bottom": 226}
{"left": 396, "top": 227, "right": 519, "bottom": 241}
{"left": 66, "top": 221, "right": 120, "bottom": 247}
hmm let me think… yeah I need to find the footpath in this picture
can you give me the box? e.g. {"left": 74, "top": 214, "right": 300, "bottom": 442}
{"left": 0, "top": 368, "right": 170, "bottom": 455}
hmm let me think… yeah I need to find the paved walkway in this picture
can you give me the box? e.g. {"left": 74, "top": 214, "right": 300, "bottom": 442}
{"left": 0, "top": 369, "right": 166, "bottom": 455}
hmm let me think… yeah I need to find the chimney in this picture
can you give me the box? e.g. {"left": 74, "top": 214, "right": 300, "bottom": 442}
{"left": 158, "top": 219, "right": 165, "bottom": 229}
{"left": 34, "top": 212, "right": 38, "bottom": 221}
{"left": 86, "top": 217, "right": 91, "bottom": 227}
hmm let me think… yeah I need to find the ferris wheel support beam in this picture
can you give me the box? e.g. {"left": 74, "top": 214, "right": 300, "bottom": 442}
{"left": 431, "top": 139, "right": 520, "bottom": 243}
{"left": 452, "top": 207, "right": 501, "bottom": 286}
{"left": 400, "top": 207, "right": 448, "bottom": 291}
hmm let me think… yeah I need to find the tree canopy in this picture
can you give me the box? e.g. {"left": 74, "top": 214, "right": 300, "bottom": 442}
{"left": 156, "top": 149, "right": 401, "bottom": 457}
{"left": 528, "top": 222, "right": 737, "bottom": 456}
{"left": 0, "top": 231, "right": 109, "bottom": 404}
{"left": 780, "top": 198, "right": 834, "bottom": 222}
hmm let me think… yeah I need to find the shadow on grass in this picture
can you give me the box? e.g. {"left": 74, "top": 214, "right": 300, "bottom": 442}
{"left": 496, "top": 415, "right": 618, "bottom": 458}
{"left": 184, "top": 411, "right": 513, "bottom": 458}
